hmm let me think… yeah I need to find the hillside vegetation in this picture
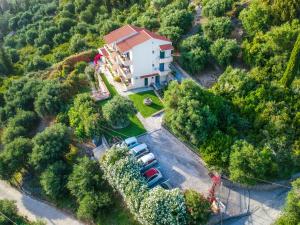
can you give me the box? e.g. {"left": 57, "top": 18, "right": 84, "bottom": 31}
{"left": 164, "top": 0, "right": 300, "bottom": 184}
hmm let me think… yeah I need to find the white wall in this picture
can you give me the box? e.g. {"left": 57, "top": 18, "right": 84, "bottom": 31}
{"left": 130, "top": 38, "right": 172, "bottom": 88}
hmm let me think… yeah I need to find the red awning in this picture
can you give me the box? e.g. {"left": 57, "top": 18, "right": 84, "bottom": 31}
{"left": 160, "top": 44, "right": 174, "bottom": 51}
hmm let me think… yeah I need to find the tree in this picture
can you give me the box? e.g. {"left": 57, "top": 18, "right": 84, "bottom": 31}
{"left": 210, "top": 38, "right": 239, "bottom": 67}
{"left": 180, "top": 48, "right": 209, "bottom": 74}
{"left": 34, "top": 81, "right": 64, "bottom": 117}
{"left": 102, "top": 95, "right": 136, "bottom": 128}
{"left": 203, "top": 17, "right": 232, "bottom": 41}
{"left": 158, "top": 26, "right": 183, "bottom": 45}
{"left": 4, "top": 78, "right": 43, "bottom": 111}
{"left": 164, "top": 80, "right": 235, "bottom": 146}
{"left": 271, "top": 0, "right": 300, "bottom": 23}
{"left": 229, "top": 140, "right": 277, "bottom": 185}
{"left": 275, "top": 178, "right": 300, "bottom": 224}
{"left": 0, "top": 199, "right": 45, "bottom": 225}
{"left": 202, "top": 0, "right": 234, "bottom": 17}
{"left": 40, "top": 161, "right": 69, "bottom": 200}
{"left": 67, "top": 157, "right": 111, "bottom": 214}
{"left": 68, "top": 93, "right": 103, "bottom": 139}
{"left": 184, "top": 189, "right": 211, "bottom": 225}
{"left": 161, "top": 10, "right": 193, "bottom": 33}
{"left": 239, "top": 0, "right": 273, "bottom": 37}
{"left": 30, "top": 123, "right": 70, "bottom": 171}
{"left": 179, "top": 34, "right": 211, "bottom": 74}
{"left": 0, "top": 138, "right": 32, "bottom": 180}
{"left": 69, "top": 34, "right": 88, "bottom": 53}
{"left": 0, "top": 46, "right": 13, "bottom": 75}
{"left": 58, "top": 18, "right": 76, "bottom": 32}
{"left": 76, "top": 192, "right": 111, "bottom": 220}
{"left": 1, "top": 110, "right": 38, "bottom": 144}
{"left": 139, "top": 188, "right": 188, "bottom": 225}
{"left": 281, "top": 33, "right": 300, "bottom": 87}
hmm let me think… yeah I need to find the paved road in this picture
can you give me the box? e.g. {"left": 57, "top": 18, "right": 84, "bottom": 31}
{"left": 0, "top": 180, "right": 83, "bottom": 225}
{"left": 138, "top": 129, "right": 286, "bottom": 225}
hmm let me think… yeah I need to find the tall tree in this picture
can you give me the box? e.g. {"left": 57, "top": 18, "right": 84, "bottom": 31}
{"left": 281, "top": 33, "right": 300, "bottom": 87}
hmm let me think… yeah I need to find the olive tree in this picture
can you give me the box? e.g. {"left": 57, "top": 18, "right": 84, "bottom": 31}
{"left": 102, "top": 95, "right": 136, "bottom": 128}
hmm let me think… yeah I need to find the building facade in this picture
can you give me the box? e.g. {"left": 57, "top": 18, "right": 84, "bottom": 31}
{"left": 99, "top": 25, "right": 173, "bottom": 90}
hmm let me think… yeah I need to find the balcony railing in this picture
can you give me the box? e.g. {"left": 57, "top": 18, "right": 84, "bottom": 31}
{"left": 159, "top": 56, "right": 173, "bottom": 63}
{"left": 117, "top": 54, "right": 132, "bottom": 66}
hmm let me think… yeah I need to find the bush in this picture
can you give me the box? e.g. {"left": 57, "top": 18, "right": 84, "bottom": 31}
{"left": 68, "top": 93, "right": 103, "bottom": 139}
{"left": 184, "top": 189, "right": 211, "bottom": 225}
{"left": 203, "top": 17, "right": 232, "bottom": 40}
{"left": 30, "top": 123, "right": 70, "bottom": 171}
{"left": 40, "top": 161, "right": 70, "bottom": 200}
{"left": 210, "top": 38, "right": 239, "bottom": 67}
{"left": 103, "top": 95, "right": 136, "bottom": 128}
{"left": 202, "top": 0, "right": 234, "bottom": 17}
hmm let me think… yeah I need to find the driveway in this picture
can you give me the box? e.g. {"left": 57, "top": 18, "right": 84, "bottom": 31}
{"left": 0, "top": 180, "right": 83, "bottom": 225}
{"left": 138, "top": 128, "right": 211, "bottom": 193}
{"left": 137, "top": 129, "right": 286, "bottom": 224}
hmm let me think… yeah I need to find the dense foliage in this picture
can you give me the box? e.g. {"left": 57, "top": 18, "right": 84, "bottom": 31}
{"left": 101, "top": 145, "right": 191, "bottom": 225}
{"left": 0, "top": 0, "right": 194, "bottom": 76}
{"left": 0, "top": 199, "right": 44, "bottom": 225}
{"left": 103, "top": 95, "right": 136, "bottom": 128}
{"left": 275, "top": 178, "right": 300, "bottom": 224}
{"left": 68, "top": 93, "right": 103, "bottom": 139}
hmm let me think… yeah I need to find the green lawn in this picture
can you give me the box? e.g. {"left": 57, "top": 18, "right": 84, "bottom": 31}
{"left": 98, "top": 73, "right": 146, "bottom": 141}
{"left": 129, "top": 90, "right": 164, "bottom": 118}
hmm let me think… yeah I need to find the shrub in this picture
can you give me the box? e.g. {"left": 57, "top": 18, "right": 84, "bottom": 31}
{"left": 202, "top": 0, "right": 234, "bottom": 17}
{"left": 203, "top": 17, "right": 232, "bottom": 41}
{"left": 184, "top": 189, "right": 211, "bottom": 225}
{"left": 210, "top": 38, "right": 239, "bottom": 67}
{"left": 102, "top": 95, "right": 136, "bottom": 128}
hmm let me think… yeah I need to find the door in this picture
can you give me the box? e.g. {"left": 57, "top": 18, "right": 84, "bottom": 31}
{"left": 160, "top": 51, "right": 165, "bottom": 59}
{"left": 159, "top": 63, "right": 164, "bottom": 72}
{"left": 155, "top": 75, "right": 160, "bottom": 85}
{"left": 144, "top": 78, "right": 148, "bottom": 86}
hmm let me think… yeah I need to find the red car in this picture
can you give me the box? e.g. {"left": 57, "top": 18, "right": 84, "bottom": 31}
{"left": 143, "top": 168, "right": 163, "bottom": 188}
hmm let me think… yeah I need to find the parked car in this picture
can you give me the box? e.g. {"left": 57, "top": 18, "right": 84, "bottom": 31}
{"left": 159, "top": 180, "right": 172, "bottom": 190}
{"left": 122, "top": 137, "right": 139, "bottom": 149}
{"left": 143, "top": 168, "right": 163, "bottom": 188}
{"left": 138, "top": 153, "right": 158, "bottom": 172}
{"left": 129, "top": 143, "right": 150, "bottom": 159}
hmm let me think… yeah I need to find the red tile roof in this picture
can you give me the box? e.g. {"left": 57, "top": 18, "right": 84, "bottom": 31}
{"left": 104, "top": 25, "right": 138, "bottom": 44}
{"left": 117, "top": 31, "right": 150, "bottom": 53}
{"left": 104, "top": 25, "right": 171, "bottom": 52}
{"left": 160, "top": 44, "right": 174, "bottom": 51}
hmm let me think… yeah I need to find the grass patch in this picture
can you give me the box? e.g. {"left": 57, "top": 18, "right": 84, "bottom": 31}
{"left": 129, "top": 90, "right": 164, "bottom": 118}
{"left": 102, "top": 115, "right": 146, "bottom": 143}
{"left": 98, "top": 73, "right": 146, "bottom": 141}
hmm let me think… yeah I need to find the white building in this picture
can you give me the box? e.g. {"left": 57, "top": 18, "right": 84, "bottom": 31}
{"left": 99, "top": 25, "right": 174, "bottom": 90}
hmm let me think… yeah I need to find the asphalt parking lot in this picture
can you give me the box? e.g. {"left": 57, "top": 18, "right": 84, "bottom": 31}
{"left": 137, "top": 128, "right": 211, "bottom": 194}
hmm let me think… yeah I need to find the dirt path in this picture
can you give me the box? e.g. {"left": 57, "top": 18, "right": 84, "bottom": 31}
{"left": 0, "top": 180, "right": 83, "bottom": 225}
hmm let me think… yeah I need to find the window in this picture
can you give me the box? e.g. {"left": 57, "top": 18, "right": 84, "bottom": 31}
{"left": 159, "top": 63, "right": 164, "bottom": 72}
{"left": 152, "top": 50, "right": 155, "bottom": 54}
{"left": 160, "top": 51, "right": 165, "bottom": 59}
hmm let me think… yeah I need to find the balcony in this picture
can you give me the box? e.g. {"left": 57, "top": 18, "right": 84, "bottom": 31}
{"left": 117, "top": 54, "right": 132, "bottom": 66}
{"left": 159, "top": 56, "right": 173, "bottom": 64}
{"left": 118, "top": 65, "right": 132, "bottom": 78}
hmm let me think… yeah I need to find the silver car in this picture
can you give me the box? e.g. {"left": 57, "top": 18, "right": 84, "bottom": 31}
{"left": 138, "top": 153, "right": 158, "bottom": 172}
{"left": 129, "top": 143, "right": 150, "bottom": 159}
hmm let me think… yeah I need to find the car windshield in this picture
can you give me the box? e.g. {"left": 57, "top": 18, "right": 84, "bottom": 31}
{"left": 148, "top": 174, "right": 158, "bottom": 182}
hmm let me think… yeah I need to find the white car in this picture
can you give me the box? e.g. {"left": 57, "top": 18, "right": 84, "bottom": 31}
{"left": 129, "top": 143, "right": 150, "bottom": 159}
{"left": 122, "top": 137, "right": 139, "bottom": 149}
{"left": 138, "top": 153, "right": 158, "bottom": 172}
